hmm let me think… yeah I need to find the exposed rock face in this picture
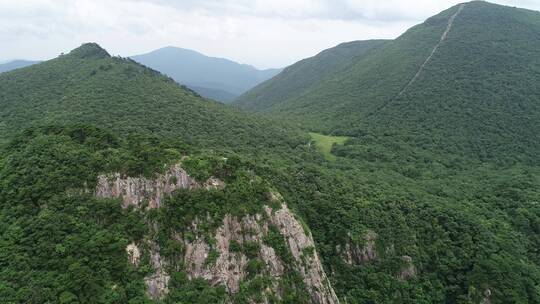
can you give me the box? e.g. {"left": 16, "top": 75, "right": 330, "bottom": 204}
{"left": 126, "top": 242, "right": 141, "bottom": 266}
{"left": 96, "top": 165, "right": 338, "bottom": 303}
{"left": 397, "top": 255, "right": 417, "bottom": 280}
{"left": 260, "top": 243, "right": 284, "bottom": 279}
{"left": 145, "top": 241, "right": 170, "bottom": 299}
{"left": 205, "top": 176, "right": 226, "bottom": 190}
{"left": 95, "top": 164, "right": 224, "bottom": 209}
{"left": 338, "top": 230, "right": 378, "bottom": 265}
{"left": 265, "top": 204, "right": 339, "bottom": 304}
{"left": 179, "top": 205, "right": 338, "bottom": 303}
{"left": 96, "top": 164, "right": 198, "bottom": 208}
{"left": 481, "top": 289, "right": 492, "bottom": 304}
{"left": 337, "top": 231, "right": 418, "bottom": 283}
{"left": 183, "top": 215, "right": 252, "bottom": 293}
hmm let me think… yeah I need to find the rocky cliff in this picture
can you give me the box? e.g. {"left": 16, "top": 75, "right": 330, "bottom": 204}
{"left": 95, "top": 163, "right": 339, "bottom": 303}
{"left": 336, "top": 230, "right": 417, "bottom": 281}
{"left": 95, "top": 164, "right": 225, "bottom": 209}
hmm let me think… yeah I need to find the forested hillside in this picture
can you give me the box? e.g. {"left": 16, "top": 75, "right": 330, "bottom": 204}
{"left": 234, "top": 40, "right": 387, "bottom": 111}
{"left": 0, "top": 125, "right": 341, "bottom": 303}
{"left": 0, "top": 43, "right": 306, "bottom": 156}
{"left": 237, "top": 1, "right": 540, "bottom": 164}
{"left": 235, "top": 1, "right": 540, "bottom": 302}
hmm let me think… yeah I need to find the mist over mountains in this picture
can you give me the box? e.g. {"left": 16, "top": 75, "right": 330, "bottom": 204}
{"left": 0, "top": 60, "right": 40, "bottom": 73}
{"left": 131, "top": 47, "right": 282, "bottom": 103}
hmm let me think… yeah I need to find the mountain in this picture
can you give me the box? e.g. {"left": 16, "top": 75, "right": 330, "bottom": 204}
{"left": 235, "top": 2, "right": 540, "bottom": 302}
{"left": 237, "top": 1, "right": 540, "bottom": 164}
{"left": 0, "top": 43, "right": 339, "bottom": 303}
{"left": 0, "top": 43, "right": 304, "bottom": 153}
{"left": 234, "top": 40, "right": 388, "bottom": 111}
{"left": 0, "top": 59, "right": 40, "bottom": 73}
{"left": 131, "top": 46, "right": 281, "bottom": 103}
{"left": 3, "top": 3, "right": 540, "bottom": 303}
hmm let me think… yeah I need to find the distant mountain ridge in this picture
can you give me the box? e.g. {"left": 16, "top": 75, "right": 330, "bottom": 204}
{"left": 131, "top": 46, "right": 281, "bottom": 103}
{"left": 0, "top": 60, "right": 40, "bottom": 73}
{"left": 0, "top": 43, "right": 304, "bottom": 150}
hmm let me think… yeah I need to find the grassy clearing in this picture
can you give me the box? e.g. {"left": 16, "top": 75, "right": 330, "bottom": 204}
{"left": 309, "top": 132, "right": 348, "bottom": 161}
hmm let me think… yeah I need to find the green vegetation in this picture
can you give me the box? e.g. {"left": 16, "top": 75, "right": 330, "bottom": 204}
{"left": 166, "top": 273, "right": 227, "bottom": 303}
{"left": 3, "top": 122, "right": 540, "bottom": 303}
{"left": 0, "top": 43, "right": 308, "bottom": 157}
{"left": 0, "top": 126, "right": 153, "bottom": 303}
{"left": 237, "top": 2, "right": 540, "bottom": 165}
{"left": 3, "top": 3, "right": 540, "bottom": 301}
{"left": 0, "top": 125, "right": 311, "bottom": 304}
{"left": 237, "top": 2, "right": 540, "bottom": 302}
{"left": 157, "top": 172, "right": 269, "bottom": 235}
{"left": 154, "top": 153, "right": 316, "bottom": 303}
{"left": 309, "top": 132, "right": 348, "bottom": 161}
{"left": 235, "top": 40, "right": 387, "bottom": 111}
{"left": 274, "top": 156, "right": 540, "bottom": 303}
{"left": 0, "top": 43, "right": 317, "bottom": 304}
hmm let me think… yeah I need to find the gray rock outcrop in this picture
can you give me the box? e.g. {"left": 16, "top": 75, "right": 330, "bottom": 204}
{"left": 337, "top": 230, "right": 378, "bottom": 265}
{"left": 96, "top": 164, "right": 339, "bottom": 303}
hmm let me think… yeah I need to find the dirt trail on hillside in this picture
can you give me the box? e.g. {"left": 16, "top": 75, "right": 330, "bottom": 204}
{"left": 364, "top": 4, "right": 465, "bottom": 118}
{"left": 396, "top": 4, "right": 465, "bottom": 97}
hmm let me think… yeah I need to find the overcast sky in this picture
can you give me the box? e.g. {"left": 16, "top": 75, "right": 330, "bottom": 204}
{"left": 1, "top": 0, "right": 539, "bottom": 69}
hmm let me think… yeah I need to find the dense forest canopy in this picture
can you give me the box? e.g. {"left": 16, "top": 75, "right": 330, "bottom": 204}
{"left": 2, "top": 1, "right": 540, "bottom": 303}
{"left": 234, "top": 40, "right": 388, "bottom": 112}
{"left": 236, "top": 1, "right": 540, "bottom": 165}
{"left": 0, "top": 43, "right": 307, "bottom": 157}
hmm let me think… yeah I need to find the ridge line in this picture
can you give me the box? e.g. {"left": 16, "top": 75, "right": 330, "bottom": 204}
{"left": 364, "top": 3, "right": 466, "bottom": 119}
{"left": 396, "top": 3, "right": 465, "bottom": 97}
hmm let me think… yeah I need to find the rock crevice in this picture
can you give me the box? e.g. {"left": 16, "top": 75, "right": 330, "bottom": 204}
{"left": 97, "top": 165, "right": 338, "bottom": 303}
{"left": 96, "top": 164, "right": 224, "bottom": 209}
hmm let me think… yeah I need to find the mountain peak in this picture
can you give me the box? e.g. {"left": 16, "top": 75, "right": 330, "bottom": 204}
{"left": 236, "top": 0, "right": 540, "bottom": 163}
{"left": 68, "top": 43, "right": 110, "bottom": 59}
{"left": 131, "top": 46, "right": 282, "bottom": 100}
{"left": 455, "top": 0, "right": 537, "bottom": 14}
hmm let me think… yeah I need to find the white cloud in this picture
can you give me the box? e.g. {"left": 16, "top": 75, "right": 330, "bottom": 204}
{"left": 0, "top": 0, "right": 539, "bottom": 68}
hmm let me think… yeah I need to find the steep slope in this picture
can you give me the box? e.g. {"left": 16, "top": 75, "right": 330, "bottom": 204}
{"left": 235, "top": 5, "right": 540, "bottom": 301}
{"left": 234, "top": 40, "right": 387, "bottom": 111}
{"left": 0, "top": 59, "right": 40, "bottom": 73}
{"left": 0, "top": 44, "right": 341, "bottom": 303}
{"left": 0, "top": 43, "right": 306, "bottom": 154}
{"left": 95, "top": 165, "right": 339, "bottom": 303}
{"left": 131, "top": 47, "right": 281, "bottom": 102}
{"left": 0, "top": 127, "right": 339, "bottom": 303}
{"left": 3, "top": 6, "right": 540, "bottom": 303}
{"left": 3, "top": 124, "right": 540, "bottom": 304}
{"left": 238, "top": 1, "right": 540, "bottom": 163}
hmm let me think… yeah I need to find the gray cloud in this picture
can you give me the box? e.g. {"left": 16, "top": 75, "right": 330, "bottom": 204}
{"left": 1, "top": 0, "right": 540, "bottom": 68}
{"left": 133, "top": 0, "right": 453, "bottom": 22}
{"left": 133, "top": 0, "right": 540, "bottom": 21}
